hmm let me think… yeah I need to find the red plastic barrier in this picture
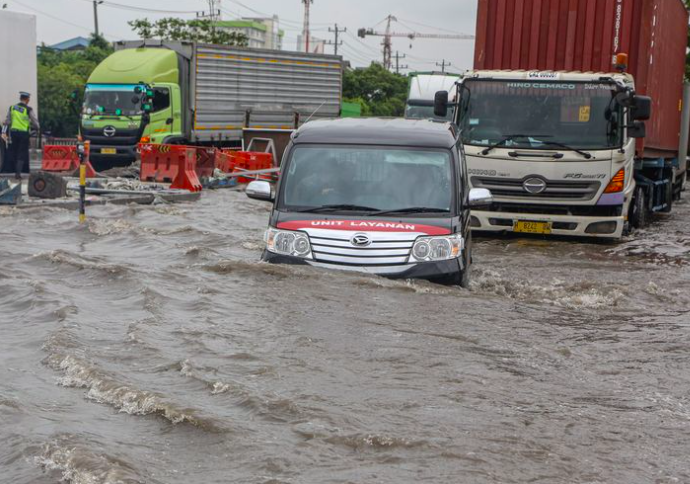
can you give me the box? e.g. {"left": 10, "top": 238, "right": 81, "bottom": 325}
{"left": 215, "top": 150, "right": 233, "bottom": 173}
{"left": 139, "top": 144, "right": 188, "bottom": 182}
{"left": 195, "top": 147, "right": 218, "bottom": 178}
{"left": 231, "top": 151, "right": 274, "bottom": 183}
{"left": 170, "top": 147, "right": 202, "bottom": 192}
{"left": 42, "top": 145, "right": 80, "bottom": 172}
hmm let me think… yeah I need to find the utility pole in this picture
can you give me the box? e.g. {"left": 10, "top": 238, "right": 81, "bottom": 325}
{"left": 436, "top": 59, "right": 451, "bottom": 73}
{"left": 302, "top": 0, "right": 313, "bottom": 53}
{"left": 93, "top": 0, "right": 103, "bottom": 37}
{"left": 394, "top": 51, "right": 408, "bottom": 74}
{"left": 197, "top": 1, "right": 221, "bottom": 21}
{"left": 326, "top": 23, "right": 346, "bottom": 56}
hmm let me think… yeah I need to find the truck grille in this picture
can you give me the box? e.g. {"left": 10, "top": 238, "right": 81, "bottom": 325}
{"left": 310, "top": 234, "right": 414, "bottom": 266}
{"left": 471, "top": 177, "right": 601, "bottom": 201}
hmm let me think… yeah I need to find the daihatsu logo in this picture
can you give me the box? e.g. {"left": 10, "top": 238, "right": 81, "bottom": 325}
{"left": 351, "top": 233, "right": 372, "bottom": 247}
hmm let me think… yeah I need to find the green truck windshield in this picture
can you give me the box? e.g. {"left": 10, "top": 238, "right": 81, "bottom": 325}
{"left": 459, "top": 80, "right": 624, "bottom": 150}
{"left": 83, "top": 84, "right": 142, "bottom": 116}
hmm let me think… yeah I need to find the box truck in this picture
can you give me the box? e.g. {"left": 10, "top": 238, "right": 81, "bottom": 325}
{"left": 435, "top": 0, "right": 690, "bottom": 238}
{"left": 0, "top": 11, "right": 38, "bottom": 172}
{"left": 405, "top": 73, "right": 461, "bottom": 122}
{"left": 81, "top": 41, "right": 343, "bottom": 169}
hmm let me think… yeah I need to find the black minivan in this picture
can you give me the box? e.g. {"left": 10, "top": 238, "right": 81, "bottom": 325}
{"left": 246, "top": 118, "right": 492, "bottom": 287}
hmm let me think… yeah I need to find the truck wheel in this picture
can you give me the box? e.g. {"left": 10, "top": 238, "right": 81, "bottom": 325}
{"left": 663, "top": 181, "right": 674, "bottom": 212}
{"left": 630, "top": 186, "right": 648, "bottom": 229}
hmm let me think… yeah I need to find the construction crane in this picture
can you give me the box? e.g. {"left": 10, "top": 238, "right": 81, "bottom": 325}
{"left": 358, "top": 15, "right": 474, "bottom": 70}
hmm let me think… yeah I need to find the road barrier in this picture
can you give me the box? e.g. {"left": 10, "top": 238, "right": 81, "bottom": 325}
{"left": 170, "top": 147, "right": 203, "bottom": 192}
{"left": 41, "top": 145, "right": 80, "bottom": 172}
{"left": 139, "top": 144, "right": 187, "bottom": 182}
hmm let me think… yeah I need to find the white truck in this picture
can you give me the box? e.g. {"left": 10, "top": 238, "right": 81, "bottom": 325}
{"left": 0, "top": 10, "right": 38, "bottom": 171}
{"left": 435, "top": 70, "right": 657, "bottom": 239}
{"left": 405, "top": 73, "right": 460, "bottom": 122}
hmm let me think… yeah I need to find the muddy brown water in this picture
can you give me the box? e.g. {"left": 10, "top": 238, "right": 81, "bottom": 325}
{"left": 1, "top": 190, "right": 689, "bottom": 484}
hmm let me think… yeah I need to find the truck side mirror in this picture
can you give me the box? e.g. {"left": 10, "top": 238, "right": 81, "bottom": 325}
{"left": 628, "top": 120, "right": 646, "bottom": 139}
{"left": 631, "top": 95, "right": 652, "bottom": 121}
{"left": 434, "top": 90, "right": 449, "bottom": 118}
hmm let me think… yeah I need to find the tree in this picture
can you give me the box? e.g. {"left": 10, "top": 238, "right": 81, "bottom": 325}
{"left": 343, "top": 63, "right": 409, "bottom": 117}
{"left": 128, "top": 18, "right": 248, "bottom": 46}
{"left": 37, "top": 34, "right": 114, "bottom": 137}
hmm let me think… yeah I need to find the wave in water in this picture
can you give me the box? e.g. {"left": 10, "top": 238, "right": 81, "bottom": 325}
{"left": 35, "top": 434, "right": 151, "bottom": 484}
{"left": 471, "top": 268, "right": 625, "bottom": 309}
{"left": 45, "top": 353, "right": 226, "bottom": 432}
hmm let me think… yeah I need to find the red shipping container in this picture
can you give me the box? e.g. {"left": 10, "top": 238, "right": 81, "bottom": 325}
{"left": 474, "top": 0, "right": 689, "bottom": 158}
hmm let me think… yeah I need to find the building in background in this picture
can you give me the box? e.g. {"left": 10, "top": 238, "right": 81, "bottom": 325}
{"left": 296, "top": 34, "right": 326, "bottom": 54}
{"left": 216, "top": 16, "right": 284, "bottom": 50}
{"left": 49, "top": 36, "right": 91, "bottom": 51}
{"left": 0, "top": 10, "right": 37, "bottom": 170}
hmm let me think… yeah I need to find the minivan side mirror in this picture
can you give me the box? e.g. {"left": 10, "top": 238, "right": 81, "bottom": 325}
{"left": 468, "top": 188, "right": 493, "bottom": 209}
{"left": 628, "top": 120, "right": 646, "bottom": 139}
{"left": 434, "top": 90, "right": 449, "bottom": 118}
{"left": 246, "top": 180, "right": 274, "bottom": 202}
{"left": 631, "top": 95, "right": 652, "bottom": 121}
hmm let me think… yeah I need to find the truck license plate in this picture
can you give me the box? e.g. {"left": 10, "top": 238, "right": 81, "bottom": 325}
{"left": 514, "top": 220, "right": 552, "bottom": 234}
{"left": 101, "top": 148, "right": 117, "bottom": 154}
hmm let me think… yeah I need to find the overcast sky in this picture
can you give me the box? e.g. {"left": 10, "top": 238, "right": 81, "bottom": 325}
{"left": 6, "top": 0, "right": 478, "bottom": 72}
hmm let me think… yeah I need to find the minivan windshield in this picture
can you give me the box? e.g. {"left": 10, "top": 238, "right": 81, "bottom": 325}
{"left": 280, "top": 145, "right": 454, "bottom": 215}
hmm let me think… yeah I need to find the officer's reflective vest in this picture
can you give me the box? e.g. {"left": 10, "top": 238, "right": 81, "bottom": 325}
{"left": 10, "top": 105, "right": 30, "bottom": 132}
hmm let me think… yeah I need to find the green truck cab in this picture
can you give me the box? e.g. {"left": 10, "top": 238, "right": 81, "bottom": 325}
{"left": 81, "top": 48, "right": 183, "bottom": 168}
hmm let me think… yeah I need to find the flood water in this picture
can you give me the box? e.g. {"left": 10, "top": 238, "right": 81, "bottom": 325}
{"left": 1, "top": 190, "right": 689, "bottom": 483}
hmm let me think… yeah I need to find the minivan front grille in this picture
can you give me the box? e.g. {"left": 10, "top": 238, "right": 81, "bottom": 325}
{"left": 310, "top": 234, "right": 414, "bottom": 266}
{"left": 472, "top": 177, "right": 601, "bottom": 202}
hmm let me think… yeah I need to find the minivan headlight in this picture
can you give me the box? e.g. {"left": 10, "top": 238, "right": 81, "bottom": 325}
{"left": 265, "top": 228, "right": 312, "bottom": 258}
{"left": 410, "top": 234, "right": 464, "bottom": 262}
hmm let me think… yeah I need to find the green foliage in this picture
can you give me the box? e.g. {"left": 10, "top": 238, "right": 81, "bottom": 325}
{"left": 343, "top": 63, "right": 408, "bottom": 117}
{"left": 37, "top": 34, "right": 114, "bottom": 137}
{"left": 128, "top": 18, "right": 248, "bottom": 46}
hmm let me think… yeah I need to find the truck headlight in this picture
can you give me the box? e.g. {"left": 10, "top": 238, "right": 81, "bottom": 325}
{"left": 410, "top": 234, "right": 464, "bottom": 262}
{"left": 265, "top": 228, "right": 312, "bottom": 258}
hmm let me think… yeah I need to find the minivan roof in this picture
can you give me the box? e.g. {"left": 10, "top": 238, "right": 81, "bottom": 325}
{"left": 292, "top": 118, "right": 457, "bottom": 148}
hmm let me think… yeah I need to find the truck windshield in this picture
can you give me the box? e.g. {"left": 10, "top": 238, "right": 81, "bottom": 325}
{"left": 405, "top": 103, "right": 455, "bottom": 122}
{"left": 83, "top": 84, "right": 142, "bottom": 116}
{"left": 459, "top": 80, "right": 623, "bottom": 150}
{"left": 280, "top": 145, "right": 454, "bottom": 214}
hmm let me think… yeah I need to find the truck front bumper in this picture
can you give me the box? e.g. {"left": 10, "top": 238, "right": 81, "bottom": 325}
{"left": 87, "top": 145, "right": 138, "bottom": 169}
{"left": 471, "top": 210, "right": 626, "bottom": 239}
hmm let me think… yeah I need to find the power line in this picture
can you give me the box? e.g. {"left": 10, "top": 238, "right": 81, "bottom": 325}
{"left": 75, "top": 0, "right": 199, "bottom": 14}
{"left": 12, "top": 0, "right": 116, "bottom": 38}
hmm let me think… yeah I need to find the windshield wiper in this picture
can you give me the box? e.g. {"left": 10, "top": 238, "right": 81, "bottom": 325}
{"left": 539, "top": 140, "right": 592, "bottom": 159}
{"left": 480, "top": 134, "right": 552, "bottom": 155}
{"left": 372, "top": 207, "right": 450, "bottom": 216}
{"left": 293, "top": 204, "right": 380, "bottom": 213}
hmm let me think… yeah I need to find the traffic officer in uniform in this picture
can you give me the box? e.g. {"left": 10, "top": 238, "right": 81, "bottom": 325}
{"left": 2, "top": 92, "right": 40, "bottom": 179}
